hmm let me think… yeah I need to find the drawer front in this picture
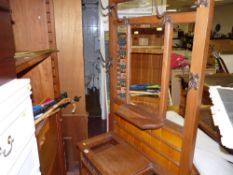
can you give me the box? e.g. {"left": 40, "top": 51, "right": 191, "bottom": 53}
{"left": 0, "top": 94, "right": 33, "bottom": 135}
{"left": 9, "top": 137, "right": 40, "bottom": 175}
{"left": 0, "top": 102, "right": 35, "bottom": 174}
{"left": 0, "top": 79, "right": 31, "bottom": 125}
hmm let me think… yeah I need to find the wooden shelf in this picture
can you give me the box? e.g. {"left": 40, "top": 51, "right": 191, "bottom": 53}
{"left": 131, "top": 47, "right": 163, "bottom": 54}
{"left": 15, "top": 49, "right": 57, "bottom": 74}
{"left": 115, "top": 103, "right": 164, "bottom": 130}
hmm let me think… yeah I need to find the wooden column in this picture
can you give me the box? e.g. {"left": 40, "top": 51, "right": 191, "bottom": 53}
{"left": 109, "top": 0, "right": 118, "bottom": 130}
{"left": 158, "top": 16, "right": 173, "bottom": 120}
{"left": 179, "top": 1, "right": 214, "bottom": 174}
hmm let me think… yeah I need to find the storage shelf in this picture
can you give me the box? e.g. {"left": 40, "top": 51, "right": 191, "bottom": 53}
{"left": 15, "top": 49, "right": 57, "bottom": 74}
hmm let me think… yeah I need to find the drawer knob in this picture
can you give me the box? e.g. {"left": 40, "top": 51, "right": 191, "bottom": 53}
{"left": 2, "top": 136, "right": 14, "bottom": 157}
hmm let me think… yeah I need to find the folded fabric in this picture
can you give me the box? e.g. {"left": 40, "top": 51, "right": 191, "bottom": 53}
{"left": 130, "top": 84, "right": 160, "bottom": 91}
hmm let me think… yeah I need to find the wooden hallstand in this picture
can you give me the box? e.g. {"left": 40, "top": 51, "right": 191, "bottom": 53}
{"left": 78, "top": 0, "right": 214, "bottom": 175}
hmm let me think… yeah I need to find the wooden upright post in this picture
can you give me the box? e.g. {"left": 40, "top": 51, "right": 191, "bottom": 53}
{"left": 109, "top": 0, "right": 118, "bottom": 130}
{"left": 179, "top": 0, "right": 214, "bottom": 174}
{"left": 159, "top": 16, "right": 173, "bottom": 120}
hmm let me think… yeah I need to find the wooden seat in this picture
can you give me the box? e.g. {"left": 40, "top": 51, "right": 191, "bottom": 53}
{"left": 78, "top": 132, "right": 173, "bottom": 175}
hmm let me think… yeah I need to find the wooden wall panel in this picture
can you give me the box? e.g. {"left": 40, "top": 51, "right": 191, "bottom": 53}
{"left": 0, "top": 7, "right": 16, "bottom": 86}
{"left": 54, "top": 0, "right": 86, "bottom": 115}
{"left": 9, "top": 0, "right": 66, "bottom": 174}
{"left": 62, "top": 115, "right": 88, "bottom": 169}
{"left": 132, "top": 34, "right": 163, "bottom": 46}
{"left": 130, "top": 53, "right": 163, "bottom": 85}
{"left": 10, "top": 0, "right": 49, "bottom": 50}
{"left": 9, "top": 0, "right": 55, "bottom": 104}
{"left": 20, "top": 58, "right": 55, "bottom": 104}
{"left": 53, "top": 0, "right": 88, "bottom": 170}
{"left": 37, "top": 117, "right": 59, "bottom": 175}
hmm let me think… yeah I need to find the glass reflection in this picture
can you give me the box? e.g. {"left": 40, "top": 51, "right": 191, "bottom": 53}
{"left": 129, "top": 24, "right": 164, "bottom": 113}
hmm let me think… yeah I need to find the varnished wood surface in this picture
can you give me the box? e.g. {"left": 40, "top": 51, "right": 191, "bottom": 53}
{"left": 180, "top": 1, "right": 214, "bottom": 174}
{"left": 45, "top": 0, "right": 61, "bottom": 98}
{"left": 116, "top": 103, "right": 163, "bottom": 130}
{"left": 130, "top": 95, "right": 160, "bottom": 112}
{"left": 10, "top": 0, "right": 49, "bottom": 50}
{"left": 62, "top": 114, "right": 88, "bottom": 170}
{"left": 210, "top": 39, "right": 233, "bottom": 54}
{"left": 0, "top": 8, "right": 16, "bottom": 86}
{"left": 10, "top": 0, "right": 66, "bottom": 174}
{"left": 82, "top": 1, "right": 213, "bottom": 175}
{"left": 131, "top": 48, "right": 163, "bottom": 54}
{"left": 0, "top": 57, "right": 16, "bottom": 86}
{"left": 36, "top": 116, "right": 60, "bottom": 175}
{"left": 0, "top": 0, "right": 9, "bottom": 9}
{"left": 0, "top": 11, "right": 14, "bottom": 58}
{"left": 130, "top": 53, "right": 163, "bottom": 85}
{"left": 204, "top": 73, "right": 233, "bottom": 87}
{"left": 114, "top": 115, "right": 182, "bottom": 175}
{"left": 19, "top": 58, "right": 55, "bottom": 104}
{"left": 158, "top": 19, "right": 173, "bottom": 120}
{"left": 54, "top": 0, "right": 88, "bottom": 169}
{"left": 54, "top": 0, "right": 86, "bottom": 115}
{"left": 128, "top": 12, "right": 196, "bottom": 25}
{"left": 109, "top": 0, "right": 119, "bottom": 130}
{"left": 15, "top": 49, "right": 56, "bottom": 74}
{"left": 78, "top": 132, "right": 170, "bottom": 175}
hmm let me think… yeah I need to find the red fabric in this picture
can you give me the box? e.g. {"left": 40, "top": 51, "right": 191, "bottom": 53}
{"left": 171, "top": 52, "right": 189, "bottom": 69}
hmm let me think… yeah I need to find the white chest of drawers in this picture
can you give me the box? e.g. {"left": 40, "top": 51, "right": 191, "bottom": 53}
{"left": 0, "top": 79, "right": 41, "bottom": 175}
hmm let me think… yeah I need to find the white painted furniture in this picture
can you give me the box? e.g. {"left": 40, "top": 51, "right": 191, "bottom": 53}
{"left": 0, "top": 79, "right": 40, "bottom": 175}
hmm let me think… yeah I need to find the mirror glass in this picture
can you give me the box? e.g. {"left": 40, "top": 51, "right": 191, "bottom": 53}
{"left": 129, "top": 24, "right": 164, "bottom": 113}
{"left": 117, "top": 0, "right": 196, "bottom": 19}
{"left": 117, "top": 0, "right": 166, "bottom": 19}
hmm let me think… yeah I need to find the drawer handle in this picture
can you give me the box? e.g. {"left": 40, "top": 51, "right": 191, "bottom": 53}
{"left": 3, "top": 136, "right": 14, "bottom": 157}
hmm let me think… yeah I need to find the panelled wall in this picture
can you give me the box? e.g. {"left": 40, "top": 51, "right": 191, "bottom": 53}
{"left": 10, "top": 0, "right": 54, "bottom": 104}
{"left": 9, "top": 0, "right": 65, "bottom": 174}
{"left": 130, "top": 53, "right": 163, "bottom": 85}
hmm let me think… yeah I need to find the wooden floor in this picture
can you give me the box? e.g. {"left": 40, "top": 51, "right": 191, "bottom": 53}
{"left": 66, "top": 117, "right": 107, "bottom": 175}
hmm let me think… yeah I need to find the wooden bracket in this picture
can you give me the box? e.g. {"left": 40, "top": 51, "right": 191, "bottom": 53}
{"left": 188, "top": 73, "right": 199, "bottom": 90}
{"left": 196, "top": 0, "right": 208, "bottom": 7}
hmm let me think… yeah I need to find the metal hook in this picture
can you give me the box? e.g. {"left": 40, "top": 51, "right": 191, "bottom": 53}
{"left": 98, "top": 50, "right": 112, "bottom": 72}
{"left": 152, "top": 0, "right": 166, "bottom": 19}
{"left": 188, "top": 72, "right": 199, "bottom": 91}
{"left": 196, "top": 0, "right": 208, "bottom": 7}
